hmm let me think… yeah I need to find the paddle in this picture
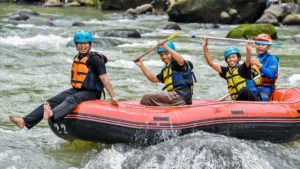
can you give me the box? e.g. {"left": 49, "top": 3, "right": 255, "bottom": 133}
{"left": 191, "top": 35, "right": 283, "bottom": 46}
{"left": 217, "top": 75, "right": 262, "bottom": 101}
{"left": 133, "top": 31, "right": 181, "bottom": 62}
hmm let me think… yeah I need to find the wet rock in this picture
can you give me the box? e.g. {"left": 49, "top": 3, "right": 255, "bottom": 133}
{"left": 124, "top": 8, "right": 137, "bottom": 19}
{"left": 182, "top": 23, "right": 219, "bottom": 30}
{"left": 135, "top": 4, "right": 153, "bottom": 14}
{"left": 43, "top": 0, "right": 62, "bottom": 7}
{"left": 19, "top": 18, "right": 55, "bottom": 26}
{"left": 64, "top": 1, "right": 81, "bottom": 7}
{"left": 226, "top": 24, "right": 277, "bottom": 40}
{"left": 9, "top": 14, "right": 29, "bottom": 21}
{"left": 101, "top": 29, "right": 141, "bottom": 38}
{"left": 256, "top": 3, "right": 300, "bottom": 25}
{"left": 168, "top": 0, "right": 266, "bottom": 24}
{"left": 220, "top": 12, "right": 231, "bottom": 24}
{"left": 72, "top": 21, "right": 85, "bottom": 26}
{"left": 282, "top": 14, "right": 300, "bottom": 25}
{"left": 229, "top": 9, "right": 238, "bottom": 17}
{"left": 256, "top": 12, "right": 280, "bottom": 25}
{"left": 101, "top": 0, "right": 156, "bottom": 10}
{"left": 125, "top": 8, "right": 137, "bottom": 16}
{"left": 287, "top": 35, "right": 300, "bottom": 43}
{"left": 122, "top": 13, "right": 137, "bottom": 20}
{"left": 264, "top": 4, "right": 288, "bottom": 19}
{"left": 161, "top": 23, "right": 181, "bottom": 30}
{"left": 10, "top": 9, "right": 39, "bottom": 16}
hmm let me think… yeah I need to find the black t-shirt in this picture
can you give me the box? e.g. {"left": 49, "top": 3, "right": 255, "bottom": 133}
{"left": 156, "top": 60, "right": 192, "bottom": 104}
{"left": 86, "top": 55, "right": 107, "bottom": 76}
{"left": 219, "top": 62, "right": 252, "bottom": 80}
{"left": 77, "top": 54, "right": 106, "bottom": 90}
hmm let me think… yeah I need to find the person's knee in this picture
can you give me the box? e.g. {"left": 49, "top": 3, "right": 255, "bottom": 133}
{"left": 140, "top": 94, "right": 151, "bottom": 105}
{"left": 65, "top": 95, "right": 78, "bottom": 104}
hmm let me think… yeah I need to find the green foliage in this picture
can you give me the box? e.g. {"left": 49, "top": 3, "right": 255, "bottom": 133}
{"left": 86, "top": 0, "right": 104, "bottom": 6}
{"left": 281, "top": 0, "right": 297, "bottom": 3}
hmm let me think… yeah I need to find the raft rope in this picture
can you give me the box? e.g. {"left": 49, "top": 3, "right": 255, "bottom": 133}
{"left": 121, "top": 88, "right": 300, "bottom": 108}
{"left": 280, "top": 87, "right": 300, "bottom": 102}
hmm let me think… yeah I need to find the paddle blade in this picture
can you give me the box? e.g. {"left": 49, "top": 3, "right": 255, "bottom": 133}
{"left": 167, "top": 31, "right": 181, "bottom": 41}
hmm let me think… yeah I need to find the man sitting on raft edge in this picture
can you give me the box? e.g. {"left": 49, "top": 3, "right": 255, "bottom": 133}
{"left": 9, "top": 30, "right": 119, "bottom": 129}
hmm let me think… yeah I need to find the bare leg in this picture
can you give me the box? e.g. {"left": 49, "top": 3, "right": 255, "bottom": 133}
{"left": 43, "top": 101, "right": 53, "bottom": 120}
{"left": 9, "top": 115, "right": 25, "bottom": 129}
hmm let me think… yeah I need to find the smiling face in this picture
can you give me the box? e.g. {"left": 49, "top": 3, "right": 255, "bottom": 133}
{"left": 76, "top": 42, "right": 91, "bottom": 55}
{"left": 256, "top": 44, "right": 270, "bottom": 55}
{"left": 159, "top": 52, "right": 172, "bottom": 64}
{"left": 226, "top": 54, "right": 239, "bottom": 67}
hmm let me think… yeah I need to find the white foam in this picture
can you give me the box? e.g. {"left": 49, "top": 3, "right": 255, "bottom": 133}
{"left": 16, "top": 24, "right": 61, "bottom": 30}
{"left": 106, "top": 59, "right": 136, "bottom": 69}
{"left": 84, "top": 19, "right": 106, "bottom": 25}
{"left": 0, "top": 34, "right": 71, "bottom": 49}
{"left": 107, "top": 59, "right": 162, "bottom": 69}
{"left": 289, "top": 74, "right": 300, "bottom": 82}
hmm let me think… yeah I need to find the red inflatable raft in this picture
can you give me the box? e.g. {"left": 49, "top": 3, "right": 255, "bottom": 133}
{"left": 48, "top": 87, "right": 300, "bottom": 145}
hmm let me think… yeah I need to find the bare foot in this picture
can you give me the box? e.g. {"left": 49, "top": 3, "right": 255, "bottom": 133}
{"left": 9, "top": 115, "right": 25, "bottom": 129}
{"left": 43, "top": 101, "right": 53, "bottom": 120}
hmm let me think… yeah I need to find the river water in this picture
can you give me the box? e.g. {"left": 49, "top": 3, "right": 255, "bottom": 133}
{"left": 1, "top": 3, "right": 300, "bottom": 169}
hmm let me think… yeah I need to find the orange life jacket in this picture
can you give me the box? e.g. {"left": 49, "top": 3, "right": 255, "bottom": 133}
{"left": 71, "top": 52, "right": 107, "bottom": 90}
{"left": 71, "top": 56, "right": 88, "bottom": 89}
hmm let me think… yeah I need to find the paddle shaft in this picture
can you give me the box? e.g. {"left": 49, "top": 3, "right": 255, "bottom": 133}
{"left": 133, "top": 31, "right": 181, "bottom": 62}
{"left": 193, "top": 35, "right": 255, "bottom": 43}
{"left": 192, "top": 35, "right": 283, "bottom": 46}
{"left": 133, "top": 39, "right": 168, "bottom": 62}
{"left": 217, "top": 75, "right": 261, "bottom": 101}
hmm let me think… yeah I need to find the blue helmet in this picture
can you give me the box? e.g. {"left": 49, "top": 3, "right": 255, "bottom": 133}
{"left": 156, "top": 41, "right": 176, "bottom": 53}
{"left": 223, "top": 47, "right": 241, "bottom": 60}
{"left": 73, "top": 30, "right": 92, "bottom": 43}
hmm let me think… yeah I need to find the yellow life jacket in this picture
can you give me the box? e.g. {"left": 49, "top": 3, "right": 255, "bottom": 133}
{"left": 250, "top": 65, "right": 262, "bottom": 86}
{"left": 162, "top": 60, "right": 195, "bottom": 92}
{"left": 226, "top": 67, "right": 246, "bottom": 100}
{"left": 226, "top": 65, "right": 261, "bottom": 100}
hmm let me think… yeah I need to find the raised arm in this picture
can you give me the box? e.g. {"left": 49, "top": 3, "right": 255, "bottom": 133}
{"left": 158, "top": 41, "right": 184, "bottom": 66}
{"left": 201, "top": 38, "right": 222, "bottom": 73}
{"left": 134, "top": 57, "right": 160, "bottom": 83}
{"left": 245, "top": 41, "right": 254, "bottom": 68}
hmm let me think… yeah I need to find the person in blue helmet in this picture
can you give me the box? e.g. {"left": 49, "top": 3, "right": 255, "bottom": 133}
{"left": 9, "top": 30, "right": 118, "bottom": 129}
{"left": 134, "top": 41, "right": 195, "bottom": 106}
{"left": 251, "top": 34, "right": 279, "bottom": 101}
{"left": 201, "top": 38, "right": 261, "bottom": 101}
